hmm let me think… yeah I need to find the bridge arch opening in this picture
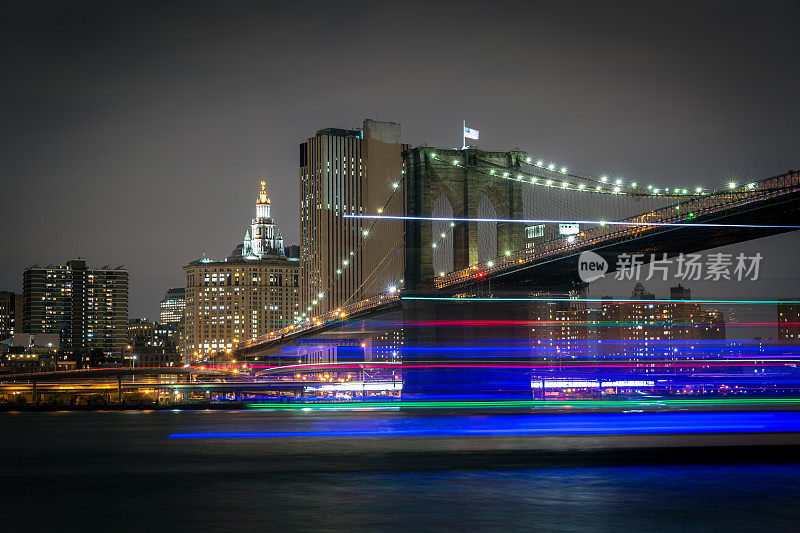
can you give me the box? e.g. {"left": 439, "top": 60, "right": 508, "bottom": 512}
{"left": 432, "top": 193, "right": 454, "bottom": 276}
{"left": 477, "top": 194, "right": 498, "bottom": 263}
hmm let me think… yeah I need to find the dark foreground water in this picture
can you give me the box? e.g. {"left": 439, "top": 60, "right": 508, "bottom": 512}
{"left": 2, "top": 410, "right": 800, "bottom": 532}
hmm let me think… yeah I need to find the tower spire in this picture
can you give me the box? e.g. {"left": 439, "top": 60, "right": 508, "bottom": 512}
{"left": 258, "top": 180, "right": 270, "bottom": 204}
{"left": 244, "top": 179, "right": 283, "bottom": 259}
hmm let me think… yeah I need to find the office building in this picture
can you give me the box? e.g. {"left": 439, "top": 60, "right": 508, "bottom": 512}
{"left": 184, "top": 182, "right": 300, "bottom": 361}
{"left": 284, "top": 244, "right": 300, "bottom": 259}
{"left": 529, "top": 291, "right": 588, "bottom": 354}
{"left": 778, "top": 300, "right": 800, "bottom": 343}
{"left": 299, "top": 119, "right": 406, "bottom": 320}
{"left": 0, "top": 291, "right": 22, "bottom": 340}
{"left": 160, "top": 287, "right": 185, "bottom": 325}
{"left": 128, "top": 318, "right": 156, "bottom": 347}
{"left": 159, "top": 287, "right": 185, "bottom": 351}
{"left": 22, "top": 259, "right": 128, "bottom": 364}
{"left": 155, "top": 322, "right": 180, "bottom": 349}
{"left": 599, "top": 283, "right": 725, "bottom": 357}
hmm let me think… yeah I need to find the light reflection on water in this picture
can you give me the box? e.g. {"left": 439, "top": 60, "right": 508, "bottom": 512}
{"left": 1, "top": 410, "right": 799, "bottom": 532}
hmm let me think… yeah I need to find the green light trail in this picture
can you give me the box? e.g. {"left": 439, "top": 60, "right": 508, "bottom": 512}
{"left": 244, "top": 398, "right": 800, "bottom": 411}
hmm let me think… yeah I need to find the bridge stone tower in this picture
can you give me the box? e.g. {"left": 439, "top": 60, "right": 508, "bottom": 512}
{"left": 403, "top": 147, "right": 528, "bottom": 291}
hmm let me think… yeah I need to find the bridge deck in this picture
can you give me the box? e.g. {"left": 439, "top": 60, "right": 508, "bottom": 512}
{"left": 437, "top": 170, "right": 800, "bottom": 289}
{"left": 236, "top": 170, "right": 800, "bottom": 356}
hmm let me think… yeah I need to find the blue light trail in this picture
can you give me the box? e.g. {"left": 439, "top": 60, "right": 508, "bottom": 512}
{"left": 169, "top": 411, "right": 800, "bottom": 439}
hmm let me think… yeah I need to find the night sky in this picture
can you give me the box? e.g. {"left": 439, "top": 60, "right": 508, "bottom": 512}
{"left": 2, "top": 0, "right": 799, "bottom": 322}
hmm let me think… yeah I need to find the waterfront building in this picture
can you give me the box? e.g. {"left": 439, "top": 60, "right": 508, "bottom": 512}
{"left": 22, "top": 259, "right": 128, "bottom": 365}
{"left": 131, "top": 345, "right": 182, "bottom": 367}
{"left": 299, "top": 119, "right": 406, "bottom": 320}
{"left": 529, "top": 291, "right": 588, "bottom": 354}
{"left": 154, "top": 322, "right": 180, "bottom": 348}
{"left": 160, "top": 288, "right": 185, "bottom": 325}
{"left": 0, "top": 291, "right": 22, "bottom": 340}
{"left": 159, "top": 287, "right": 185, "bottom": 351}
{"left": 599, "top": 283, "right": 725, "bottom": 357}
{"left": 128, "top": 318, "right": 156, "bottom": 347}
{"left": 778, "top": 300, "right": 800, "bottom": 343}
{"left": 1, "top": 332, "right": 69, "bottom": 373}
{"left": 183, "top": 182, "right": 300, "bottom": 361}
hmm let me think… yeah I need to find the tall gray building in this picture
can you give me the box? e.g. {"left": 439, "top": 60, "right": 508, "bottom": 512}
{"left": 23, "top": 259, "right": 128, "bottom": 364}
{"left": 299, "top": 119, "right": 406, "bottom": 319}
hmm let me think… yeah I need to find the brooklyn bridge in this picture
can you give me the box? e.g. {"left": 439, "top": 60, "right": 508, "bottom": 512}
{"left": 233, "top": 146, "right": 800, "bottom": 398}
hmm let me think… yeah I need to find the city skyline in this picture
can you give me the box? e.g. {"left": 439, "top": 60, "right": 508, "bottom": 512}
{"left": 2, "top": 1, "right": 799, "bottom": 319}
{"left": 3, "top": 4, "right": 800, "bottom": 528}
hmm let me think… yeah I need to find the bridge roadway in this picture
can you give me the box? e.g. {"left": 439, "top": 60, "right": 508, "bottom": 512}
{"left": 0, "top": 369, "right": 391, "bottom": 407}
{"left": 437, "top": 169, "right": 800, "bottom": 289}
{"left": 0, "top": 379, "right": 344, "bottom": 395}
{"left": 237, "top": 170, "right": 800, "bottom": 358}
{"left": 0, "top": 366, "right": 232, "bottom": 382}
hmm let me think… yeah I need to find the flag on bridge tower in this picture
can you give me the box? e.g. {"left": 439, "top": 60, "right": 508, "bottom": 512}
{"left": 463, "top": 121, "right": 479, "bottom": 149}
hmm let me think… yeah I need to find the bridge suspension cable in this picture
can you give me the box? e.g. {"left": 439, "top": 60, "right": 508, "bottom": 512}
{"left": 296, "top": 173, "right": 407, "bottom": 323}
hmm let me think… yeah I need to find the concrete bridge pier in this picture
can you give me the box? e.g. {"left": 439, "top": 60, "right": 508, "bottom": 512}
{"left": 401, "top": 296, "right": 532, "bottom": 400}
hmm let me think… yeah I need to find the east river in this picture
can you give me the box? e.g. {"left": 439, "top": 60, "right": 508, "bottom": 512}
{"left": 2, "top": 409, "right": 799, "bottom": 532}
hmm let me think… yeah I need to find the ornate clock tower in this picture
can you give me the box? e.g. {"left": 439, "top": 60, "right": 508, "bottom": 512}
{"left": 243, "top": 180, "right": 284, "bottom": 258}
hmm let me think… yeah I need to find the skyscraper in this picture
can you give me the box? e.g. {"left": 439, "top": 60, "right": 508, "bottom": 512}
{"left": 22, "top": 259, "right": 128, "bottom": 364}
{"left": 0, "top": 291, "right": 22, "bottom": 340}
{"left": 299, "top": 119, "right": 406, "bottom": 320}
{"left": 159, "top": 287, "right": 185, "bottom": 325}
{"left": 183, "top": 182, "right": 300, "bottom": 361}
{"left": 158, "top": 287, "right": 186, "bottom": 352}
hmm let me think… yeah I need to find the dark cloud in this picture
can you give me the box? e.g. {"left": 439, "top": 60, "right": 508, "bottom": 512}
{"left": 1, "top": 0, "right": 799, "bottom": 319}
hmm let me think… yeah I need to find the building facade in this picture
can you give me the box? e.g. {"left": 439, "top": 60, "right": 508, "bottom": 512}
{"left": 159, "top": 287, "right": 185, "bottom": 351}
{"left": 0, "top": 291, "right": 22, "bottom": 340}
{"left": 159, "top": 287, "right": 185, "bottom": 326}
{"left": 778, "top": 300, "right": 800, "bottom": 343}
{"left": 599, "top": 283, "right": 725, "bottom": 357}
{"left": 183, "top": 182, "right": 300, "bottom": 362}
{"left": 128, "top": 318, "right": 156, "bottom": 347}
{"left": 243, "top": 181, "right": 284, "bottom": 258}
{"left": 299, "top": 119, "right": 406, "bottom": 320}
{"left": 22, "top": 259, "right": 128, "bottom": 363}
{"left": 529, "top": 291, "right": 588, "bottom": 355}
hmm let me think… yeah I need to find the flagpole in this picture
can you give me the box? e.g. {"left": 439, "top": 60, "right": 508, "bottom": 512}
{"left": 462, "top": 120, "right": 466, "bottom": 150}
